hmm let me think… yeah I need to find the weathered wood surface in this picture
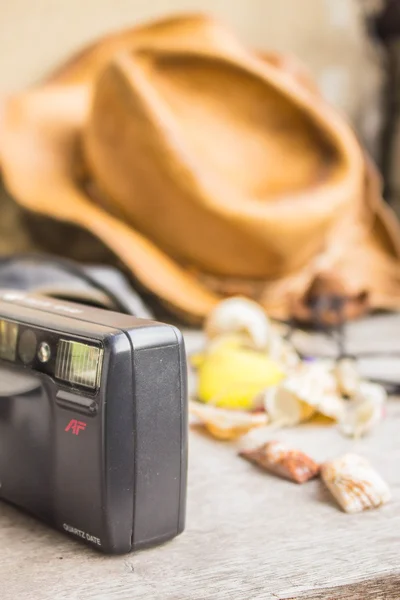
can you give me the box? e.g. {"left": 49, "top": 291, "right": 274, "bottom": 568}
{"left": 0, "top": 324, "right": 400, "bottom": 600}
{"left": 1, "top": 314, "right": 400, "bottom": 599}
{"left": 0, "top": 398, "right": 400, "bottom": 600}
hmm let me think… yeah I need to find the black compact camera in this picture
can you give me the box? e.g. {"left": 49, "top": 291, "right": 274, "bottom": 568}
{"left": 0, "top": 290, "right": 187, "bottom": 554}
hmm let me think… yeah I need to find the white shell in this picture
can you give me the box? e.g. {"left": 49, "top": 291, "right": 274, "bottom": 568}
{"left": 317, "top": 394, "right": 346, "bottom": 421}
{"left": 264, "top": 385, "right": 316, "bottom": 426}
{"left": 321, "top": 453, "right": 391, "bottom": 513}
{"left": 263, "top": 361, "right": 344, "bottom": 425}
{"left": 189, "top": 400, "right": 268, "bottom": 440}
{"left": 339, "top": 381, "right": 386, "bottom": 438}
{"left": 205, "top": 297, "right": 271, "bottom": 350}
{"left": 355, "top": 381, "right": 387, "bottom": 406}
{"left": 335, "top": 357, "right": 360, "bottom": 397}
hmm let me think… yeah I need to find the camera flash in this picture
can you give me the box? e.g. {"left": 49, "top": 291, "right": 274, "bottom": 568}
{"left": 55, "top": 339, "right": 103, "bottom": 389}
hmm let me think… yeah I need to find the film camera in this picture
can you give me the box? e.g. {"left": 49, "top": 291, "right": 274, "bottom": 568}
{"left": 0, "top": 290, "right": 187, "bottom": 554}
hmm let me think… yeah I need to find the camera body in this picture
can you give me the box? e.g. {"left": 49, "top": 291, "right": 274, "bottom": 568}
{"left": 0, "top": 291, "right": 187, "bottom": 554}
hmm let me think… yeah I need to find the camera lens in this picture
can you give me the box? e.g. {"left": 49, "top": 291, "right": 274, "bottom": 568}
{"left": 18, "top": 329, "right": 37, "bottom": 364}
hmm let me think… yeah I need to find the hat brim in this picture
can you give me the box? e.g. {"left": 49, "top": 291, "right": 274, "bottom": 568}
{"left": 0, "top": 14, "right": 328, "bottom": 322}
{"left": 0, "top": 85, "right": 220, "bottom": 322}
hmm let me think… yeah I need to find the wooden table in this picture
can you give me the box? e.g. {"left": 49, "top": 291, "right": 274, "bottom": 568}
{"left": 1, "top": 320, "right": 400, "bottom": 600}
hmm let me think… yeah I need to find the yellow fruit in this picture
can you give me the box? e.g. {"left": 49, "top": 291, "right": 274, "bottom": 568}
{"left": 190, "top": 333, "right": 250, "bottom": 369}
{"left": 197, "top": 344, "right": 284, "bottom": 410}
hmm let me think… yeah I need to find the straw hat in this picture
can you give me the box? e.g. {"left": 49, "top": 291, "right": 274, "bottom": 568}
{"left": 1, "top": 14, "right": 400, "bottom": 323}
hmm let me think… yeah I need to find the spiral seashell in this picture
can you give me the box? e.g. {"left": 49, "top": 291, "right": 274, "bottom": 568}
{"left": 205, "top": 297, "right": 271, "bottom": 350}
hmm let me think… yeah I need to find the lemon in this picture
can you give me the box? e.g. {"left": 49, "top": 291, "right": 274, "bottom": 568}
{"left": 197, "top": 342, "right": 284, "bottom": 410}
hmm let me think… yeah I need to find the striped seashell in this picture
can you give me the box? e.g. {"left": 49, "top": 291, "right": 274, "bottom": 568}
{"left": 321, "top": 453, "right": 391, "bottom": 513}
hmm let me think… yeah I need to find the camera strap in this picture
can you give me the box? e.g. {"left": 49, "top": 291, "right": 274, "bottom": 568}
{"left": 0, "top": 254, "right": 153, "bottom": 319}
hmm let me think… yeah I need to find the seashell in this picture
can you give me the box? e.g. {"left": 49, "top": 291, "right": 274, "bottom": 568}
{"left": 355, "top": 381, "right": 387, "bottom": 407}
{"left": 339, "top": 400, "right": 382, "bottom": 439}
{"left": 321, "top": 453, "right": 391, "bottom": 513}
{"left": 339, "top": 382, "right": 386, "bottom": 438}
{"left": 205, "top": 297, "right": 271, "bottom": 350}
{"left": 263, "top": 385, "right": 316, "bottom": 426}
{"left": 317, "top": 394, "right": 346, "bottom": 421}
{"left": 267, "top": 331, "right": 300, "bottom": 371}
{"left": 335, "top": 357, "right": 360, "bottom": 397}
{"left": 196, "top": 337, "right": 284, "bottom": 410}
{"left": 189, "top": 400, "right": 268, "bottom": 440}
{"left": 263, "top": 361, "right": 343, "bottom": 425}
{"left": 240, "top": 440, "right": 320, "bottom": 483}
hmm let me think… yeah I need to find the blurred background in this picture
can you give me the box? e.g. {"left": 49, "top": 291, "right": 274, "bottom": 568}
{"left": 1, "top": 0, "right": 399, "bottom": 297}
{"left": 1, "top": 1, "right": 396, "bottom": 238}
{"left": 0, "top": 1, "right": 385, "bottom": 159}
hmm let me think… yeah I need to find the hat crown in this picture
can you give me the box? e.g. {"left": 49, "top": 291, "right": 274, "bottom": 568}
{"left": 83, "top": 15, "right": 361, "bottom": 278}
{"left": 4, "top": 15, "right": 397, "bottom": 323}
